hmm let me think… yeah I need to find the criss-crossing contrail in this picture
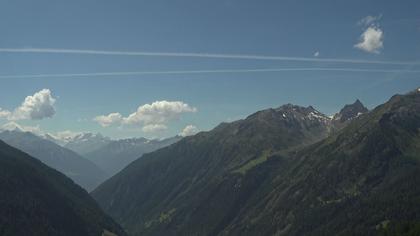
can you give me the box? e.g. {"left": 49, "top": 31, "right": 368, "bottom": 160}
{"left": 0, "top": 67, "right": 419, "bottom": 79}
{"left": 0, "top": 48, "right": 419, "bottom": 65}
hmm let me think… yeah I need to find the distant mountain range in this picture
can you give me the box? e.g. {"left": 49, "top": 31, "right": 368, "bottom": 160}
{"left": 83, "top": 136, "right": 182, "bottom": 176}
{"left": 0, "top": 139, "right": 126, "bottom": 236}
{"left": 0, "top": 130, "right": 107, "bottom": 191}
{"left": 44, "top": 132, "right": 112, "bottom": 154}
{"left": 92, "top": 92, "right": 420, "bottom": 236}
{"left": 0, "top": 125, "right": 183, "bottom": 190}
{"left": 45, "top": 131, "right": 182, "bottom": 177}
{"left": 64, "top": 133, "right": 113, "bottom": 155}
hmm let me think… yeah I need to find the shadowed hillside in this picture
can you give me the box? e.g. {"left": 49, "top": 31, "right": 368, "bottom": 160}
{"left": 0, "top": 140, "right": 126, "bottom": 236}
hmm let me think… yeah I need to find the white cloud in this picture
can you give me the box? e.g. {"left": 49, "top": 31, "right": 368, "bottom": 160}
{"left": 1, "top": 121, "right": 42, "bottom": 134}
{"left": 355, "top": 15, "right": 384, "bottom": 54}
{"left": 123, "top": 101, "right": 197, "bottom": 125}
{"left": 180, "top": 125, "right": 199, "bottom": 137}
{"left": 0, "top": 108, "right": 11, "bottom": 119}
{"left": 49, "top": 130, "right": 83, "bottom": 141}
{"left": 142, "top": 124, "right": 167, "bottom": 133}
{"left": 94, "top": 101, "right": 197, "bottom": 132}
{"left": 93, "top": 112, "right": 123, "bottom": 127}
{"left": 9, "top": 89, "right": 56, "bottom": 120}
{"left": 354, "top": 26, "right": 384, "bottom": 54}
{"left": 358, "top": 15, "right": 382, "bottom": 26}
{"left": 313, "top": 51, "right": 320, "bottom": 57}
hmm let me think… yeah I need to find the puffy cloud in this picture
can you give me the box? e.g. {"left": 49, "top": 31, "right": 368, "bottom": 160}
{"left": 10, "top": 89, "right": 56, "bottom": 120}
{"left": 1, "top": 121, "right": 42, "bottom": 134}
{"left": 354, "top": 15, "right": 384, "bottom": 54}
{"left": 122, "top": 100, "right": 197, "bottom": 125}
{"left": 142, "top": 124, "right": 167, "bottom": 133}
{"left": 94, "top": 101, "right": 197, "bottom": 133}
{"left": 354, "top": 26, "right": 384, "bottom": 54}
{"left": 48, "top": 130, "right": 84, "bottom": 141}
{"left": 180, "top": 125, "right": 199, "bottom": 137}
{"left": 93, "top": 112, "right": 123, "bottom": 127}
{"left": 0, "top": 108, "right": 11, "bottom": 119}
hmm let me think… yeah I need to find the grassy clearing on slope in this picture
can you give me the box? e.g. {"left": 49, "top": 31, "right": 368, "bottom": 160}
{"left": 233, "top": 150, "right": 271, "bottom": 175}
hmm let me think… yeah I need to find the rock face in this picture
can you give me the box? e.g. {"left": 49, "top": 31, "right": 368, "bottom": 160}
{"left": 0, "top": 140, "right": 126, "bottom": 236}
{"left": 330, "top": 99, "right": 369, "bottom": 131}
{"left": 333, "top": 99, "right": 369, "bottom": 122}
{"left": 0, "top": 130, "right": 106, "bottom": 191}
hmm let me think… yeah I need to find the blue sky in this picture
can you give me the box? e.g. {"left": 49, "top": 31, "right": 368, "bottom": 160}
{"left": 0, "top": 0, "right": 419, "bottom": 139}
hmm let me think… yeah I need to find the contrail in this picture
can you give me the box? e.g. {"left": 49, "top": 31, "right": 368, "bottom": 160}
{"left": 0, "top": 48, "right": 419, "bottom": 65}
{"left": 0, "top": 67, "right": 419, "bottom": 79}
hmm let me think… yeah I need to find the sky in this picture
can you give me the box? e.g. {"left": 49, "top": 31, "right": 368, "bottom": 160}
{"left": 0, "top": 0, "right": 419, "bottom": 139}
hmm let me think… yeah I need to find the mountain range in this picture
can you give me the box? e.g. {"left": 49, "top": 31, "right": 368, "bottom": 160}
{"left": 3, "top": 90, "right": 420, "bottom": 235}
{"left": 0, "top": 130, "right": 107, "bottom": 191}
{"left": 91, "top": 99, "right": 368, "bottom": 235}
{"left": 83, "top": 136, "right": 182, "bottom": 176}
{"left": 0, "top": 127, "right": 182, "bottom": 190}
{"left": 52, "top": 132, "right": 112, "bottom": 155}
{"left": 92, "top": 92, "right": 420, "bottom": 235}
{"left": 43, "top": 131, "right": 182, "bottom": 177}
